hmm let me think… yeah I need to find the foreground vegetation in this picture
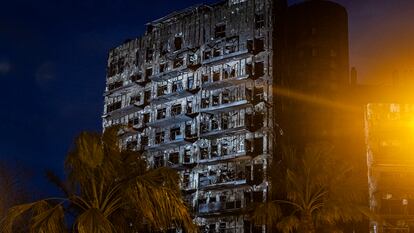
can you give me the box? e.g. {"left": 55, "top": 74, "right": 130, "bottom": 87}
{"left": 251, "top": 144, "right": 372, "bottom": 233}
{"left": 0, "top": 127, "right": 196, "bottom": 233}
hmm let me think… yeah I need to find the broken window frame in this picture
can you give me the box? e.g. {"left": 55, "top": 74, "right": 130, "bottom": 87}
{"left": 157, "top": 108, "right": 167, "bottom": 120}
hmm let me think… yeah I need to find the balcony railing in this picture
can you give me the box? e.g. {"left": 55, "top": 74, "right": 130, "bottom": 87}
{"left": 199, "top": 176, "right": 248, "bottom": 191}
{"left": 147, "top": 134, "right": 193, "bottom": 151}
{"left": 152, "top": 87, "right": 201, "bottom": 105}
{"left": 149, "top": 65, "right": 189, "bottom": 82}
{"left": 103, "top": 103, "right": 142, "bottom": 120}
{"left": 202, "top": 74, "right": 251, "bottom": 91}
{"left": 202, "top": 48, "right": 251, "bottom": 66}
{"left": 200, "top": 99, "right": 252, "bottom": 114}
{"left": 147, "top": 112, "right": 193, "bottom": 128}
{"left": 197, "top": 138, "right": 263, "bottom": 165}
{"left": 200, "top": 125, "right": 252, "bottom": 139}
{"left": 198, "top": 200, "right": 243, "bottom": 216}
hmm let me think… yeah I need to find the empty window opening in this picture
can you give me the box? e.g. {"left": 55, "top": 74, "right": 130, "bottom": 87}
{"left": 173, "top": 80, "right": 183, "bottom": 92}
{"left": 157, "top": 108, "right": 167, "bottom": 120}
{"left": 215, "top": 24, "right": 226, "bottom": 38}
{"left": 155, "top": 132, "right": 165, "bottom": 144}
{"left": 171, "top": 104, "right": 182, "bottom": 116}
{"left": 107, "top": 101, "right": 122, "bottom": 113}
{"left": 174, "top": 37, "right": 183, "bottom": 51}
{"left": 255, "top": 13, "right": 265, "bottom": 29}
{"left": 143, "top": 113, "right": 150, "bottom": 124}
{"left": 108, "top": 81, "right": 123, "bottom": 91}
{"left": 129, "top": 95, "right": 141, "bottom": 105}
{"left": 170, "top": 127, "right": 182, "bottom": 140}
{"left": 168, "top": 152, "right": 180, "bottom": 164}
{"left": 146, "top": 48, "right": 153, "bottom": 62}
{"left": 157, "top": 85, "right": 168, "bottom": 97}
{"left": 159, "top": 63, "right": 166, "bottom": 73}
{"left": 145, "top": 68, "right": 153, "bottom": 79}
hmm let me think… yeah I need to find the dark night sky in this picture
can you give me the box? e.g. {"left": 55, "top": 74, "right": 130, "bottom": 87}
{"left": 1, "top": 0, "right": 414, "bottom": 196}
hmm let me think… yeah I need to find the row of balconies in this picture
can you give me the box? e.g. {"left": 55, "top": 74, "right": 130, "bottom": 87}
{"left": 106, "top": 58, "right": 265, "bottom": 98}
{"left": 146, "top": 138, "right": 264, "bottom": 170}
{"left": 109, "top": 62, "right": 262, "bottom": 101}
{"left": 110, "top": 87, "right": 266, "bottom": 130}
{"left": 183, "top": 163, "right": 264, "bottom": 192}
{"left": 104, "top": 81, "right": 266, "bottom": 121}
{"left": 143, "top": 114, "right": 263, "bottom": 151}
{"left": 194, "top": 190, "right": 264, "bottom": 216}
{"left": 105, "top": 37, "right": 265, "bottom": 95}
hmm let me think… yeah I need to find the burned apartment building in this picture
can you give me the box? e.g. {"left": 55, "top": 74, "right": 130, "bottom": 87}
{"left": 102, "top": 0, "right": 281, "bottom": 232}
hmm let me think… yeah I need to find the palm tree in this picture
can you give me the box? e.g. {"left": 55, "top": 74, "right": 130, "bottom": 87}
{"left": 0, "top": 127, "right": 197, "bottom": 233}
{"left": 251, "top": 143, "right": 371, "bottom": 233}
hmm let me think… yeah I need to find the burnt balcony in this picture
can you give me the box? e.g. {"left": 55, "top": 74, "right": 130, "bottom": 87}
{"left": 104, "top": 82, "right": 138, "bottom": 98}
{"left": 103, "top": 103, "right": 142, "bottom": 120}
{"left": 198, "top": 171, "right": 248, "bottom": 191}
{"left": 200, "top": 125, "right": 252, "bottom": 139}
{"left": 247, "top": 38, "right": 265, "bottom": 55}
{"left": 197, "top": 200, "right": 243, "bottom": 217}
{"left": 246, "top": 62, "right": 265, "bottom": 80}
{"left": 202, "top": 48, "right": 251, "bottom": 66}
{"left": 198, "top": 151, "right": 251, "bottom": 166}
{"left": 147, "top": 110, "right": 194, "bottom": 128}
{"left": 130, "top": 73, "right": 151, "bottom": 87}
{"left": 149, "top": 65, "right": 188, "bottom": 82}
{"left": 152, "top": 86, "right": 200, "bottom": 105}
{"left": 187, "top": 60, "right": 202, "bottom": 71}
{"left": 198, "top": 113, "right": 264, "bottom": 139}
{"left": 197, "top": 139, "right": 262, "bottom": 166}
{"left": 202, "top": 74, "right": 251, "bottom": 91}
{"left": 118, "top": 125, "right": 138, "bottom": 138}
{"left": 128, "top": 117, "right": 147, "bottom": 132}
{"left": 147, "top": 134, "right": 193, "bottom": 152}
{"left": 200, "top": 99, "right": 253, "bottom": 114}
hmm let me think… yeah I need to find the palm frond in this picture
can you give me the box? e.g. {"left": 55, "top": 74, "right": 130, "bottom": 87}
{"left": 75, "top": 208, "right": 116, "bottom": 233}
{"left": 1, "top": 202, "right": 37, "bottom": 233}
{"left": 127, "top": 176, "right": 196, "bottom": 232}
{"left": 0, "top": 200, "right": 65, "bottom": 233}
{"left": 31, "top": 203, "right": 66, "bottom": 233}
{"left": 251, "top": 202, "right": 282, "bottom": 227}
{"left": 276, "top": 215, "right": 300, "bottom": 233}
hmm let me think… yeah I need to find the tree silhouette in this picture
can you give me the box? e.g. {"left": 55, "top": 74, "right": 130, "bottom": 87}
{"left": 0, "top": 127, "right": 197, "bottom": 233}
{"left": 251, "top": 143, "right": 372, "bottom": 233}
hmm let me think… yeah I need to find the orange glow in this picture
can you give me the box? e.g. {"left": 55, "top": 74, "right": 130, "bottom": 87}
{"left": 273, "top": 85, "right": 359, "bottom": 112}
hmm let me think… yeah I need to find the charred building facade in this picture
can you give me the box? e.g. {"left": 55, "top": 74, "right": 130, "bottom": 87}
{"left": 103, "top": 0, "right": 281, "bottom": 231}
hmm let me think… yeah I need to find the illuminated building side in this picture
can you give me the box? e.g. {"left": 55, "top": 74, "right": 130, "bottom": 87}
{"left": 365, "top": 103, "right": 414, "bottom": 233}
